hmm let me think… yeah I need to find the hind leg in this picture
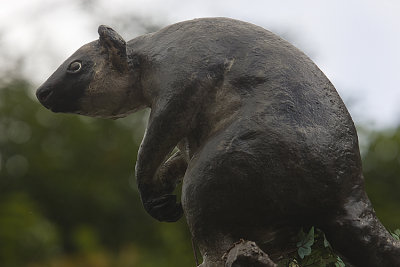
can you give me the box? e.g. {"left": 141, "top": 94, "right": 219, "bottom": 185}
{"left": 322, "top": 188, "right": 400, "bottom": 267}
{"left": 180, "top": 146, "right": 248, "bottom": 265}
{"left": 182, "top": 152, "right": 266, "bottom": 266}
{"left": 181, "top": 134, "right": 284, "bottom": 266}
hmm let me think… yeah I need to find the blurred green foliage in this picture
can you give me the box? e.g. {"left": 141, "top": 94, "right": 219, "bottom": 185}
{"left": 0, "top": 79, "right": 399, "bottom": 266}
{"left": 362, "top": 128, "right": 400, "bottom": 229}
{"left": 0, "top": 80, "right": 194, "bottom": 267}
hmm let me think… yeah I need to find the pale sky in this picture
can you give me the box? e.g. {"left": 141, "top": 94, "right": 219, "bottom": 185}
{"left": 1, "top": 0, "right": 399, "bottom": 129}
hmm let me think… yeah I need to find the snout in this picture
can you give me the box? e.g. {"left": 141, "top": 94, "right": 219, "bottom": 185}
{"left": 36, "top": 85, "right": 54, "bottom": 109}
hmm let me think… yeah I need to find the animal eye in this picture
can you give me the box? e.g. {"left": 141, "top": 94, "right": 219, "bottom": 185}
{"left": 67, "top": 61, "right": 82, "bottom": 73}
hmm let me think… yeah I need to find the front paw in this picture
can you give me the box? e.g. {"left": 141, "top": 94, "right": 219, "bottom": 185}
{"left": 143, "top": 194, "right": 183, "bottom": 222}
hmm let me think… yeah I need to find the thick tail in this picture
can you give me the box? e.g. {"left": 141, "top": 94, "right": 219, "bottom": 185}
{"left": 322, "top": 190, "right": 400, "bottom": 267}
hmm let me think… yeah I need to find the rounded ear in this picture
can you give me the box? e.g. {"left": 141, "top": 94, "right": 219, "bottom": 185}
{"left": 98, "top": 25, "right": 128, "bottom": 72}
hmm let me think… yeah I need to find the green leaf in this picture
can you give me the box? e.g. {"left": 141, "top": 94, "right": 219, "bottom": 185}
{"left": 395, "top": 229, "right": 400, "bottom": 236}
{"left": 323, "top": 233, "right": 331, "bottom": 248}
{"left": 297, "top": 227, "right": 314, "bottom": 259}
{"left": 298, "top": 246, "right": 312, "bottom": 259}
{"left": 392, "top": 233, "right": 400, "bottom": 241}
{"left": 297, "top": 226, "right": 315, "bottom": 248}
{"left": 390, "top": 229, "right": 400, "bottom": 240}
{"left": 335, "top": 256, "right": 346, "bottom": 267}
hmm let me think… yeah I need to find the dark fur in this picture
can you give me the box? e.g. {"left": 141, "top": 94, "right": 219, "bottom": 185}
{"left": 37, "top": 18, "right": 400, "bottom": 266}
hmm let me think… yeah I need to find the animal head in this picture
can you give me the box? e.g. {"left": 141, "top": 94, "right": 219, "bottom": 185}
{"left": 36, "top": 25, "right": 146, "bottom": 119}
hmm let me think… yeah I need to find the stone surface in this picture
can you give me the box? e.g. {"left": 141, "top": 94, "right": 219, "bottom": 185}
{"left": 223, "top": 240, "right": 277, "bottom": 267}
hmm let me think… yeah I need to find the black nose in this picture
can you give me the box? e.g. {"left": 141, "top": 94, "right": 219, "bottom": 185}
{"left": 36, "top": 87, "right": 54, "bottom": 104}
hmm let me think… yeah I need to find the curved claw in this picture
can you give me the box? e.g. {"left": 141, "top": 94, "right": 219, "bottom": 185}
{"left": 143, "top": 194, "right": 183, "bottom": 222}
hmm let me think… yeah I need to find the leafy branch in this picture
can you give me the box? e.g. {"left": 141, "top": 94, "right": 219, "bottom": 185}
{"left": 276, "top": 227, "right": 345, "bottom": 267}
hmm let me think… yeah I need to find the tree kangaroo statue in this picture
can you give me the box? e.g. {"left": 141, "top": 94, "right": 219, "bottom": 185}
{"left": 36, "top": 18, "right": 400, "bottom": 266}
